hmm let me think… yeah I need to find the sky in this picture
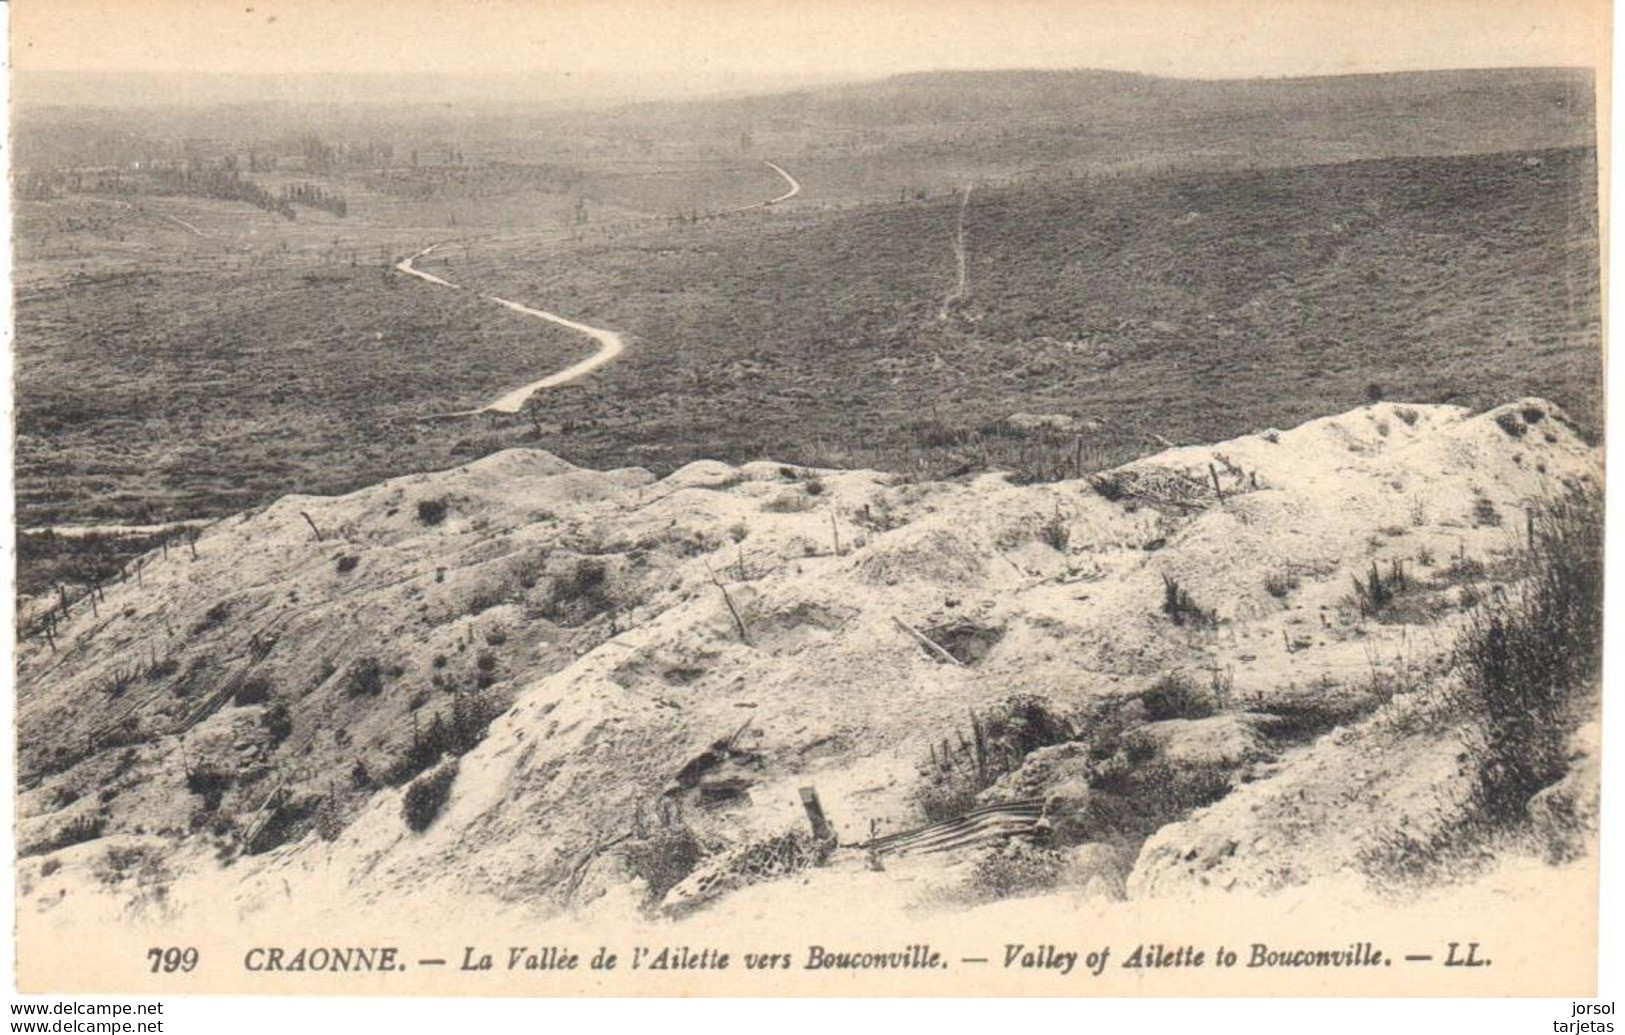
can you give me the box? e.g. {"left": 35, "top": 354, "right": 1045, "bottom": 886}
{"left": 8, "top": 0, "right": 1611, "bottom": 94}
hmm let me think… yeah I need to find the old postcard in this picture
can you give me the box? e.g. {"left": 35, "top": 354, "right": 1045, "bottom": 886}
{"left": 4, "top": 0, "right": 1611, "bottom": 998}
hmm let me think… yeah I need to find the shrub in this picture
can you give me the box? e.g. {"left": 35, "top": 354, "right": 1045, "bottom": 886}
{"left": 233, "top": 675, "right": 274, "bottom": 706}
{"left": 335, "top": 554, "right": 360, "bottom": 574}
{"left": 416, "top": 498, "right": 449, "bottom": 526}
{"left": 402, "top": 760, "right": 459, "bottom": 832}
{"left": 261, "top": 702, "right": 293, "bottom": 744}
{"left": 1037, "top": 509, "right": 1070, "bottom": 551}
{"left": 622, "top": 823, "right": 706, "bottom": 904}
{"left": 345, "top": 656, "right": 386, "bottom": 696}
{"left": 1454, "top": 486, "right": 1602, "bottom": 824}
{"left": 542, "top": 558, "right": 612, "bottom": 625}
{"left": 185, "top": 764, "right": 234, "bottom": 811}
{"left": 389, "top": 690, "right": 503, "bottom": 784}
{"left": 1352, "top": 559, "right": 1408, "bottom": 617}
{"left": 1263, "top": 570, "right": 1299, "bottom": 599}
{"left": 1161, "top": 574, "right": 1215, "bottom": 628}
{"left": 1141, "top": 672, "right": 1218, "bottom": 721}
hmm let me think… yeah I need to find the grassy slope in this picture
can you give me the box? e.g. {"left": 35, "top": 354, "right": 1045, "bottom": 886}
{"left": 453, "top": 145, "right": 1601, "bottom": 476}
{"left": 12, "top": 264, "right": 586, "bottom": 526}
{"left": 14, "top": 146, "right": 1600, "bottom": 533}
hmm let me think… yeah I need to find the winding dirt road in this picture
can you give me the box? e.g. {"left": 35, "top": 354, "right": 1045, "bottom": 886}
{"left": 397, "top": 159, "right": 799, "bottom": 416}
{"left": 395, "top": 245, "right": 627, "bottom": 415}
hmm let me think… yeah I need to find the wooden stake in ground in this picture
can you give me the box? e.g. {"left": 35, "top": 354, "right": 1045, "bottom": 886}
{"left": 891, "top": 615, "right": 965, "bottom": 667}
{"left": 705, "top": 561, "right": 751, "bottom": 645}
{"left": 799, "top": 786, "right": 835, "bottom": 843}
{"left": 301, "top": 511, "right": 326, "bottom": 543}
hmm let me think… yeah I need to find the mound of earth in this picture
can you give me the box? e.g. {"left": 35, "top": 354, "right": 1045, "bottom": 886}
{"left": 12, "top": 398, "right": 1601, "bottom": 927}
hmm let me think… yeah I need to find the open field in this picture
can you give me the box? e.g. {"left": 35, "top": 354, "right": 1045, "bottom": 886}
{"left": 11, "top": 68, "right": 1601, "bottom": 582}
{"left": 441, "top": 145, "right": 1603, "bottom": 476}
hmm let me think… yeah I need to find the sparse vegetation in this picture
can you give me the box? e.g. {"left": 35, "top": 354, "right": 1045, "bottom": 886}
{"left": 1452, "top": 486, "right": 1601, "bottom": 828}
{"left": 541, "top": 558, "right": 613, "bottom": 625}
{"left": 1263, "top": 570, "right": 1300, "bottom": 599}
{"left": 22, "top": 814, "right": 107, "bottom": 857}
{"left": 1161, "top": 574, "right": 1216, "bottom": 628}
{"left": 388, "top": 690, "right": 504, "bottom": 785}
{"left": 914, "top": 696, "right": 1073, "bottom": 822}
{"left": 1352, "top": 559, "right": 1410, "bottom": 617}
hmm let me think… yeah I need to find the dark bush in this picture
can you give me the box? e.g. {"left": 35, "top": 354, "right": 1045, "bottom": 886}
{"left": 622, "top": 824, "right": 706, "bottom": 904}
{"left": 191, "top": 600, "right": 233, "bottom": 636}
{"left": 233, "top": 675, "right": 274, "bottom": 706}
{"left": 388, "top": 690, "right": 503, "bottom": 785}
{"left": 185, "top": 764, "right": 234, "bottom": 811}
{"left": 417, "top": 498, "right": 449, "bottom": 526}
{"left": 261, "top": 702, "right": 293, "bottom": 744}
{"left": 1141, "top": 672, "right": 1216, "bottom": 721}
{"left": 345, "top": 656, "right": 386, "bottom": 696}
{"left": 402, "top": 760, "right": 459, "bottom": 832}
{"left": 335, "top": 554, "right": 360, "bottom": 574}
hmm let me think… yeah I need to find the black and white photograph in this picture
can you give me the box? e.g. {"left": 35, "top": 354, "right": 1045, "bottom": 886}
{"left": 2, "top": 0, "right": 1613, "bottom": 1005}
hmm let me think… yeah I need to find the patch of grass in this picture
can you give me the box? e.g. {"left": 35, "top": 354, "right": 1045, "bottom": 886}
{"left": 914, "top": 696, "right": 1073, "bottom": 822}
{"left": 22, "top": 814, "right": 107, "bottom": 857}
{"left": 1452, "top": 485, "right": 1602, "bottom": 826}
{"left": 1161, "top": 574, "right": 1216, "bottom": 628}
{"left": 1263, "top": 570, "right": 1300, "bottom": 599}
{"left": 965, "top": 840, "right": 1068, "bottom": 900}
{"left": 1351, "top": 559, "right": 1410, "bottom": 617}
{"left": 1037, "top": 508, "right": 1070, "bottom": 552}
{"left": 1141, "top": 672, "right": 1220, "bottom": 722}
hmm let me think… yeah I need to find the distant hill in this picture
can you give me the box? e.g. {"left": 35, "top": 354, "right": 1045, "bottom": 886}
{"left": 613, "top": 66, "right": 1596, "bottom": 172}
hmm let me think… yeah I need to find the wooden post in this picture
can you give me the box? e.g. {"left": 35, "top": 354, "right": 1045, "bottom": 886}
{"left": 1209, "top": 462, "right": 1224, "bottom": 503}
{"left": 799, "top": 786, "right": 835, "bottom": 843}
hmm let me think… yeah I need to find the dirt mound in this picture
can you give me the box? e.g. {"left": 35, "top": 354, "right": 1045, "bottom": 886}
{"left": 12, "top": 398, "right": 1600, "bottom": 927}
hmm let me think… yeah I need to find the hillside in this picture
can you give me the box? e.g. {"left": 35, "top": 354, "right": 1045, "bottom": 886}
{"left": 449, "top": 145, "right": 1602, "bottom": 477}
{"left": 13, "top": 397, "right": 1602, "bottom": 930}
